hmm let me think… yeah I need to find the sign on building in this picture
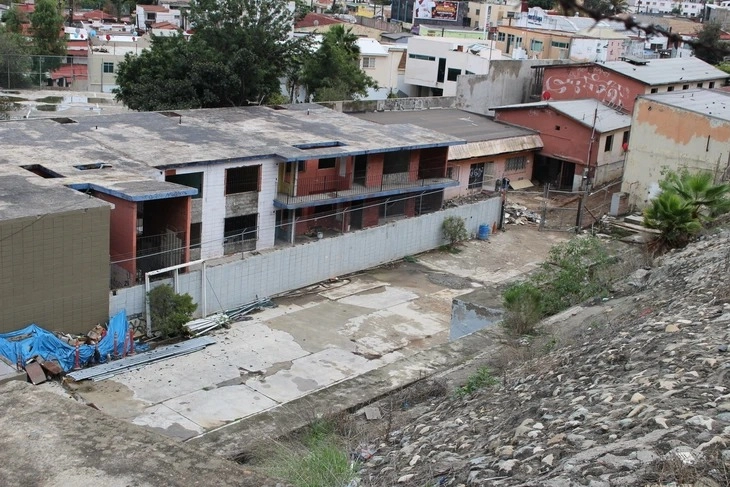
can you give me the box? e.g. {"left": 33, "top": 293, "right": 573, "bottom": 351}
{"left": 414, "top": 0, "right": 459, "bottom": 21}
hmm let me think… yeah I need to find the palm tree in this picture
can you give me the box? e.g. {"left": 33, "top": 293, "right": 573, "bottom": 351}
{"left": 644, "top": 191, "right": 702, "bottom": 249}
{"left": 608, "top": 0, "right": 628, "bottom": 14}
{"left": 659, "top": 170, "right": 730, "bottom": 221}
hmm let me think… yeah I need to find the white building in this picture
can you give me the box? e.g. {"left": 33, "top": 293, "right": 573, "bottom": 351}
{"left": 404, "top": 36, "right": 503, "bottom": 97}
{"left": 135, "top": 4, "right": 182, "bottom": 32}
{"left": 357, "top": 38, "right": 417, "bottom": 99}
{"left": 629, "top": 0, "right": 704, "bottom": 17}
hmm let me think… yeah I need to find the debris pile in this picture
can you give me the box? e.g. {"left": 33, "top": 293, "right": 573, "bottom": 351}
{"left": 356, "top": 229, "right": 730, "bottom": 486}
{"left": 505, "top": 203, "right": 542, "bottom": 225}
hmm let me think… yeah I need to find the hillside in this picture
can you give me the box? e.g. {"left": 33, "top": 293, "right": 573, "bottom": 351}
{"left": 355, "top": 229, "right": 730, "bottom": 486}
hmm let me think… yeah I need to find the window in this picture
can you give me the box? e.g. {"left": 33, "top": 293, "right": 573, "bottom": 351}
{"left": 467, "top": 162, "right": 485, "bottom": 189}
{"left": 682, "top": 84, "right": 689, "bottom": 90}
{"left": 146, "top": 13, "right": 156, "bottom": 21}
{"left": 515, "top": 36, "right": 523, "bottom": 49}
{"left": 710, "top": 81, "right": 716, "bottom": 88}
{"left": 447, "top": 68, "right": 461, "bottom": 81}
{"left": 318, "top": 158, "right": 336, "bottom": 169}
{"left": 476, "top": 8, "right": 480, "bottom": 15}
{"left": 530, "top": 39, "right": 544, "bottom": 52}
{"left": 697, "top": 83, "right": 703, "bottom": 88}
{"left": 551, "top": 41, "right": 569, "bottom": 49}
{"left": 224, "top": 214, "right": 258, "bottom": 242}
{"left": 225, "top": 165, "right": 260, "bottom": 194}
{"left": 604, "top": 134, "right": 614, "bottom": 152}
{"left": 166, "top": 172, "right": 203, "bottom": 199}
{"left": 361, "top": 57, "right": 376, "bottom": 69}
{"left": 437, "top": 58, "right": 446, "bottom": 83}
{"left": 297, "top": 161, "right": 306, "bottom": 173}
{"left": 650, "top": 88, "right": 658, "bottom": 93}
{"left": 497, "top": 32, "right": 506, "bottom": 42}
{"left": 383, "top": 150, "right": 410, "bottom": 174}
{"left": 506, "top": 156, "right": 527, "bottom": 172}
{"left": 408, "top": 53, "right": 436, "bottom": 61}
{"left": 667, "top": 86, "right": 674, "bottom": 92}
{"left": 103, "top": 62, "right": 114, "bottom": 73}
{"left": 190, "top": 222, "right": 201, "bottom": 248}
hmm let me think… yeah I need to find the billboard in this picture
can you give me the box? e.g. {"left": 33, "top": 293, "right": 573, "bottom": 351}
{"left": 414, "top": 0, "right": 459, "bottom": 21}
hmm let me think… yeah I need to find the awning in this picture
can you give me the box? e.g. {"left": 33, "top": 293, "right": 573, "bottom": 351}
{"left": 510, "top": 179, "right": 533, "bottom": 190}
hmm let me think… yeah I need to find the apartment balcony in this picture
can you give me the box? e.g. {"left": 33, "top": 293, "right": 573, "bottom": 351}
{"left": 274, "top": 168, "right": 460, "bottom": 209}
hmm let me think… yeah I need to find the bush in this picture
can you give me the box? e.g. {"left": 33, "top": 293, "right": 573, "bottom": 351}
{"left": 442, "top": 216, "right": 468, "bottom": 247}
{"left": 148, "top": 284, "right": 197, "bottom": 338}
{"left": 456, "top": 366, "right": 498, "bottom": 398}
{"left": 502, "top": 282, "right": 543, "bottom": 335}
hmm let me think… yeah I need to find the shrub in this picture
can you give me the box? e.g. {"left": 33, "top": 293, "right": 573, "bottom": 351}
{"left": 148, "top": 284, "right": 197, "bottom": 338}
{"left": 502, "top": 282, "right": 543, "bottom": 335}
{"left": 442, "top": 216, "right": 468, "bottom": 247}
{"left": 456, "top": 366, "right": 498, "bottom": 398}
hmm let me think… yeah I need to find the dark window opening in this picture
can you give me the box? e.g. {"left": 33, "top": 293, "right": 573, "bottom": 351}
{"left": 52, "top": 117, "right": 76, "bottom": 124}
{"left": 103, "top": 62, "right": 114, "bottom": 73}
{"left": 447, "top": 68, "right": 461, "bottom": 82}
{"left": 468, "top": 162, "right": 485, "bottom": 189}
{"left": 383, "top": 150, "right": 410, "bottom": 174}
{"left": 650, "top": 88, "right": 658, "bottom": 93}
{"left": 697, "top": 83, "right": 703, "bottom": 88}
{"left": 604, "top": 134, "right": 614, "bottom": 152}
{"left": 166, "top": 172, "right": 203, "bottom": 199}
{"left": 379, "top": 199, "right": 406, "bottom": 217}
{"left": 20, "top": 164, "right": 65, "bottom": 178}
{"left": 190, "top": 222, "right": 201, "bottom": 247}
{"left": 682, "top": 84, "right": 689, "bottom": 90}
{"left": 667, "top": 86, "right": 674, "bottom": 92}
{"left": 709, "top": 82, "right": 716, "bottom": 89}
{"left": 622, "top": 130, "right": 630, "bottom": 145}
{"left": 225, "top": 165, "right": 260, "bottom": 194}
{"left": 298, "top": 161, "right": 306, "bottom": 172}
{"left": 555, "top": 125, "right": 561, "bottom": 131}
{"left": 224, "top": 214, "right": 258, "bottom": 241}
{"left": 437, "top": 58, "right": 446, "bottom": 83}
{"left": 318, "top": 158, "right": 336, "bottom": 169}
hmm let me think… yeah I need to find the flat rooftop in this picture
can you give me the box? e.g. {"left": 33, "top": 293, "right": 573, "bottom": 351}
{"left": 492, "top": 99, "right": 632, "bottom": 133}
{"left": 640, "top": 88, "right": 730, "bottom": 122}
{"left": 602, "top": 57, "right": 728, "bottom": 86}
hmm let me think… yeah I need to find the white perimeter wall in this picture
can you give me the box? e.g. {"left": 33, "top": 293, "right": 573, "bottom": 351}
{"left": 110, "top": 197, "right": 502, "bottom": 318}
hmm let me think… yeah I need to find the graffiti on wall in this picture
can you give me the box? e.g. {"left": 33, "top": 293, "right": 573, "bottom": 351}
{"left": 545, "top": 68, "right": 630, "bottom": 107}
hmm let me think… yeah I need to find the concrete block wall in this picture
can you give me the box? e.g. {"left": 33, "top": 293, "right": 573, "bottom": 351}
{"left": 110, "top": 197, "right": 502, "bottom": 318}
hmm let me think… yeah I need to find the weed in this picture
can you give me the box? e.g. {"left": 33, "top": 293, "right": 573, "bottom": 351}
{"left": 455, "top": 366, "right": 497, "bottom": 398}
{"left": 442, "top": 216, "right": 468, "bottom": 247}
{"left": 403, "top": 255, "right": 418, "bottom": 263}
{"left": 502, "top": 282, "right": 542, "bottom": 335}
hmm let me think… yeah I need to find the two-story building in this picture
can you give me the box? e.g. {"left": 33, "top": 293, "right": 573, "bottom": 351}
{"left": 537, "top": 57, "right": 729, "bottom": 113}
{"left": 0, "top": 105, "right": 462, "bottom": 313}
{"left": 493, "top": 99, "right": 632, "bottom": 191}
{"left": 135, "top": 4, "right": 182, "bottom": 32}
{"left": 622, "top": 89, "right": 730, "bottom": 209}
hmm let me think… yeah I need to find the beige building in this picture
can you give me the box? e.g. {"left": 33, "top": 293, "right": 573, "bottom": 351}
{"left": 88, "top": 36, "right": 151, "bottom": 93}
{"left": 621, "top": 89, "right": 730, "bottom": 209}
{"left": 494, "top": 25, "right": 575, "bottom": 59}
{"left": 465, "top": 0, "right": 522, "bottom": 30}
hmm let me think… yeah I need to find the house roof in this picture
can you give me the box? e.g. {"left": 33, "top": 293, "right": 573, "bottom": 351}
{"left": 138, "top": 5, "right": 169, "bottom": 12}
{"left": 639, "top": 89, "right": 730, "bottom": 123}
{"left": 78, "top": 9, "right": 116, "bottom": 21}
{"left": 492, "top": 99, "right": 632, "bottom": 133}
{"left": 357, "top": 37, "right": 388, "bottom": 57}
{"left": 601, "top": 57, "right": 729, "bottom": 86}
{"left": 50, "top": 64, "right": 89, "bottom": 81}
{"left": 295, "top": 13, "right": 345, "bottom": 29}
{"left": 151, "top": 21, "right": 178, "bottom": 29}
{"left": 352, "top": 109, "right": 542, "bottom": 160}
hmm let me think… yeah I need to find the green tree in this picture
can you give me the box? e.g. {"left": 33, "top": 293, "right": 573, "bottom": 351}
{"left": 115, "top": 0, "right": 304, "bottom": 110}
{"left": 0, "top": 29, "right": 33, "bottom": 89}
{"left": 693, "top": 21, "right": 727, "bottom": 65}
{"left": 148, "top": 284, "right": 197, "bottom": 338}
{"left": 301, "top": 24, "right": 376, "bottom": 102}
{"left": 30, "top": 0, "right": 66, "bottom": 56}
{"left": 442, "top": 215, "right": 468, "bottom": 247}
{"left": 3, "top": 7, "right": 27, "bottom": 34}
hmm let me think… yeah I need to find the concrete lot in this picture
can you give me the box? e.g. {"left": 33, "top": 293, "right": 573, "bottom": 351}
{"left": 62, "top": 226, "right": 569, "bottom": 442}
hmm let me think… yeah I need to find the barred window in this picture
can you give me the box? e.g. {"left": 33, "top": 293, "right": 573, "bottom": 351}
{"left": 225, "top": 165, "right": 260, "bottom": 194}
{"left": 468, "top": 162, "right": 485, "bottom": 189}
{"left": 506, "top": 156, "right": 527, "bottom": 172}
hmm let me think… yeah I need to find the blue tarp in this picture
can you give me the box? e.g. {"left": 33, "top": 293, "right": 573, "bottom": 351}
{"left": 0, "top": 310, "right": 131, "bottom": 372}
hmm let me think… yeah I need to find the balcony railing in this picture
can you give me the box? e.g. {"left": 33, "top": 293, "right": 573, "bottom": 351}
{"left": 275, "top": 167, "right": 459, "bottom": 207}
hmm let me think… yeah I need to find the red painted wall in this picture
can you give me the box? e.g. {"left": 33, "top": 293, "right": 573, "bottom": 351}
{"left": 92, "top": 191, "right": 137, "bottom": 278}
{"left": 362, "top": 204, "right": 380, "bottom": 228}
{"left": 296, "top": 157, "right": 352, "bottom": 196}
{"left": 366, "top": 153, "right": 384, "bottom": 188}
{"left": 495, "top": 107, "right": 595, "bottom": 166}
{"left": 542, "top": 65, "right": 646, "bottom": 111}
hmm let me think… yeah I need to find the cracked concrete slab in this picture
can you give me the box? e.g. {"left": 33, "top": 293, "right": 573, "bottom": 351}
{"left": 132, "top": 403, "right": 205, "bottom": 440}
{"left": 338, "top": 286, "right": 419, "bottom": 309}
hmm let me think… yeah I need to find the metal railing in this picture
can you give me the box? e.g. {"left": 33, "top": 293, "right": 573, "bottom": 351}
{"left": 275, "top": 167, "right": 459, "bottom": 205}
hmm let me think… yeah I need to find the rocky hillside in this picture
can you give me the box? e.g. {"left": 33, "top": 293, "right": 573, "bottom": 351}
{"left": 356, "top": 230, "right": 730, "bottom": 486}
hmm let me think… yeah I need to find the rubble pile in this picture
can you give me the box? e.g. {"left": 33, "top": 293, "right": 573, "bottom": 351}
{"left": 505, "top": 203, "right": 541, "bottom": 225}
{"left": 357, "top": 230, "right": 730, "bottom": 486}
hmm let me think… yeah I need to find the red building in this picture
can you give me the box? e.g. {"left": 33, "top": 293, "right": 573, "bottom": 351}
{"left": 493, "top": 99, "right": 631, "bottom": 191}
{"left": 536, "top": 57, "right": 729, "bottom": 112}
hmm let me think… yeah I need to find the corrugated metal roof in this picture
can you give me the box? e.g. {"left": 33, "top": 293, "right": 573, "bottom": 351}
{"left": 448, "top": 135, "right": 543, "bottom": 161}
{"left": 492, "top": 99, "right": 631, "bottom": 133}
{"left": 641, "top": 89, "right": 730, "bottom": 123}
{"left": 602, "top": 57, "right": 729, "bottom": 86}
